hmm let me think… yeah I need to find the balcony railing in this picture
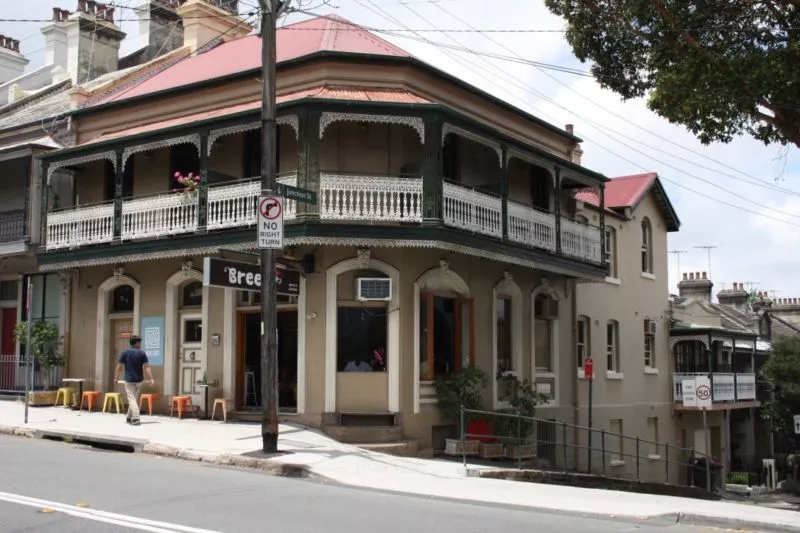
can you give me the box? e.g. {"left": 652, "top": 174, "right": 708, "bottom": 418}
{"left": 0, "top": 210, "right": 26, "bottom": 243}
{"left": 43, "top": 174, "right": 603, "bottom": 267}
{"left": 319, "top": 173, "right": 422, "bottom": 222}
{"left": 672, "top": 372, "right": 758, "bottom": 405}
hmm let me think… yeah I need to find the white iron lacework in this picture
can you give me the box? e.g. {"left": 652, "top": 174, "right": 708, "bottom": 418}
{"left": 319, "top": 112, "right": 425, "bottom": 143}
{"left": 319, "top": 173, "right": 422, "bottom": 223}
{"left": 121, "top": 192, "right": 199, "bottom": 241}
{"left": 442, "top": 182, "right": 502, "bottom": 238}
{"left": 669, "top": 336, "right": 709, "bottom": 350}
{"left": 46, "top": 203, "right": 114, "bottom": 250}
{"left": 442, "top": 123, "right": 502, "bottom": 165}
{"left": 38, "top": 237, "right": 605, "bottom": 278}
{"left": 507, "top": 201, "right": 556, "bottom": 251}
{"left": 207, "top": 116, "right": 300, "bottom": 155}
{"left": 560, "top": 217, "right": 602, "bottom": 264}
{"left": 207, "top": 175, "right": 297, "bottom": 229}
{"left": 122, "top": 134, "right": 201, "bottom": 169}
{"left": 47, "top": 151, "right": 116, "bottom": 182}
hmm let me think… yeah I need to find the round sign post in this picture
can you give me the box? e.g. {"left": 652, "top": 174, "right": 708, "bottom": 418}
{"left": 585, "top": 356, "right": 594, "bottom": 473}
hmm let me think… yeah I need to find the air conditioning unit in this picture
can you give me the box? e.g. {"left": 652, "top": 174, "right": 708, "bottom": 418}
{"left": 356, "top": 278, "right": 392, "bottom": 301}
{"left": 645, "top": 319, "right": 657, "bottom": 335}
{"left": 535, "top": 298, "right": 559, "bottom": 319}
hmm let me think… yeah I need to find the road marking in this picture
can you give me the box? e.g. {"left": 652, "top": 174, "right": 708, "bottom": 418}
{"left": 0, "top": 491, "right": 223, "bottom": 533}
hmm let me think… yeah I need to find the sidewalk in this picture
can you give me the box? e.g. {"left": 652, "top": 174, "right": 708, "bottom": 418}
{"left": 2, "top": 401, "right": 799, "bottom": 532}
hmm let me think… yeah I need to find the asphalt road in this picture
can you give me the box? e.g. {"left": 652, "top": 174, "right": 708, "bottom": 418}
{"left": 0, "top": 435, "right": 721, "bottom": 533}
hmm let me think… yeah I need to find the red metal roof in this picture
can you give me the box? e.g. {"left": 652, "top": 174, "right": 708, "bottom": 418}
{"left": 92, "top": 15, "right": 413, "bottom": 106}
{"left": 80, "top": 86, "right": 428, "bottom": 145}
{"left": 576, "top": 172, "right": 657, "bottom": 209}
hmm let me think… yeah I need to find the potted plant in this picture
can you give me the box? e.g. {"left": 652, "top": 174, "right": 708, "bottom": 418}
{"left": 435, "top": 366, "right": 488, "bottom": 456}
{"left": 495, "top": 376, "right": 546, "bottom": 460}
{"left": 174, "top": 171, "right": 201, "bottom": 199}
{"left": 13, "top": 320, "right": 64, "bottom": 404}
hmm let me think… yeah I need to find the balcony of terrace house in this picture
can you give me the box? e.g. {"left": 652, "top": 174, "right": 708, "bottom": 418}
{"left": 39, "top": 107, "right": 606, "bottom": 270}
{"left": 670, "top": 331, "right": 761, "bottom": 411}
{"left": 0, "top": 155, "right": 33, "bottom": 256}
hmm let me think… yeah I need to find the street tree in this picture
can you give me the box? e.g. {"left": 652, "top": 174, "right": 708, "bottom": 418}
{"left": 544, "top": 1, "right": 800, "bottom": 148}
{"left": 760, "top": 336, "right": 800, "bottom": 452}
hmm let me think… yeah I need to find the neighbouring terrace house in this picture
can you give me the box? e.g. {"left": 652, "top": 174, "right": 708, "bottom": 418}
{"left": 670, "top": 273, "right": 769, "bottom": 480}
{"left": 0, "top": 0, "right": 213, "bottom": 396}
{"left": 36, "top": 3, "right": 611, "bottom": 454}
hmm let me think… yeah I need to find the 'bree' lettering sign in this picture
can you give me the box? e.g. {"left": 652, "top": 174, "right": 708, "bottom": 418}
{"left": 202, "top": 257, "right": 300, "bottom": 296}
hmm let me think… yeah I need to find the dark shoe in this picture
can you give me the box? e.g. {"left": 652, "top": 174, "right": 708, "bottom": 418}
{"left": 125, "top": 417, "right": 131, "bottom": 424}
{"left": 129, "top": 419, "right": 141, "bottom": 426}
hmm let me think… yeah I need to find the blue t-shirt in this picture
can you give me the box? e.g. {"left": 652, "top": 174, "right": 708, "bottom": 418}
{"left": 118, "top": 348, "right": 149, "bottom": 383}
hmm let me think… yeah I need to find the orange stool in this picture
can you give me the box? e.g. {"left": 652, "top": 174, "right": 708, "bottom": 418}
{"left": 139, "top": 393, "right": 160, "bottom": 416}
{"left": 79, "top": 391, "right": 102, "bottom": 412}
{"left": 170, "top": 395, "right": 193, "bottom": 419}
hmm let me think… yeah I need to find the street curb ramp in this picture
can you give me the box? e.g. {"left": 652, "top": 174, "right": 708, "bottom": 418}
{"left": 676, "top": 512, "right": 800, "bottom": 533}
{"left": 0, "top": 424, "right": 310, "bottom": 479}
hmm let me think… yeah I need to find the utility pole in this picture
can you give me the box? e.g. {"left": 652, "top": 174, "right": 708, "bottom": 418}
{"left": 257, "top": 0, "right": 286, "bottom": 454}
{"left": 693, "top": 245, "right": 717, "bottom": 279}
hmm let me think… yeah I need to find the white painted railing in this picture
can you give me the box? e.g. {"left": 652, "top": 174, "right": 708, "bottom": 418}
{"left": 507, "top": 201, "right": 556, "bottom": 251}
{"left": 672, "top": 372, "right": 708, "bottom": 403}
{"left": 735, "top": 373, "right": 757, "bottom": 401}
{"left": 319, "top": 173, "right": 422, "bottom": 222}
{"left": 122, "top": 192, "right": 198, "bottom": 240}
{"left": 560, "top": 217, "right": 602, "bottom": 263}
{"left": 443, "top": 182, "right": 502, "bottom": 238}
{"left": 208, "top": 180, "right": 259, "bottom": 230}
{"left": 712, "top": 373, "right": 736, "bottom": 401}
{"left": 46, "top": 203, "right": 114, "bottom": 250}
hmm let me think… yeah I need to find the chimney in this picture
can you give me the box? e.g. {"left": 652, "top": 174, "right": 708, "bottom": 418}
{"left": 42, "top": 2, "right": 126, "bottom": 84}
{"left": 717, "top": 281, "right": 750, "bottom": 312}
{"left": 0, "top": 35, "right": 29, "bottom": 83}
{"left": 564, "top": 124, "right": 584, "bottom": 165}
{"left": 177, "top": 0, "right": 252, "bottom": 52}
{"left": 678, "top": 271, "right": 713, "bottom": 303}
{"left": 133, "top": 1, "right": 185, "bottom": 61}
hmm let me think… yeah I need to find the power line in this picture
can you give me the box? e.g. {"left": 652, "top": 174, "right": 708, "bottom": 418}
{"left": 329, "top": 6, "right": 800, "bottom": 228}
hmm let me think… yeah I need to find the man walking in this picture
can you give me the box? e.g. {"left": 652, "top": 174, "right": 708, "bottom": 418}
{"left": 114, "top": 335, "right": 155, "bottom": 426}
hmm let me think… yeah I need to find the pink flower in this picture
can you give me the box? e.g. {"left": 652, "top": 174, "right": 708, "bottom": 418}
{"left": 174, "top": 171, "right": 180, "bottom": 178}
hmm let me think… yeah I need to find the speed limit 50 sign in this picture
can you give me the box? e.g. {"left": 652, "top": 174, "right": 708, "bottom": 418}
{"left": 258, "top": 195, "right": 284, "bottom": 249}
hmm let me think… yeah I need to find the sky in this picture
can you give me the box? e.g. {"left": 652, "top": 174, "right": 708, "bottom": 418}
{"left": 1, "top": 0, "right": 798, "bottom": 300}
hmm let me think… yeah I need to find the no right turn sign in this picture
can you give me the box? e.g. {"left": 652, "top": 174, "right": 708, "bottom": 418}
{"left": 258, "top": 195, "right": 283, "bottom": 249}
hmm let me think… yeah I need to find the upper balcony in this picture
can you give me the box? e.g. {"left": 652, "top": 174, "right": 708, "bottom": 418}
{"left": 38, "top": 106, "right": 607, "bottom": 274}
{"left": 0, "top": 156, "right": 31, "bottom": 255}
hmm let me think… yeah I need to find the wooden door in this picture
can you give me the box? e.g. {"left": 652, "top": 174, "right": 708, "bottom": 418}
{"left": 109, "top": 318, "right": 133, "bottom": 390}
{"left": 419, "top": 294, "right": 474, "bottom": 380}
{"left": 178, "top": 315, "right": 203, "bottom": 405}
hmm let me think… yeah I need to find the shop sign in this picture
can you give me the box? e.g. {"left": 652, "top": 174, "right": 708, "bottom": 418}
{"left": 202, "top": 257, "right": 299, "bottom": 296}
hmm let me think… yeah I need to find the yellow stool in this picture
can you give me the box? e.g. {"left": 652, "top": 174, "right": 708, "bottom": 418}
{"left": 102, "top": 392, "right": 124, "bottom": 414}
{"left": 54, "top": 387, "right": 76, "bottom": 407}
{"left": 211, "top": 398, "right": 232, "bottom": 422}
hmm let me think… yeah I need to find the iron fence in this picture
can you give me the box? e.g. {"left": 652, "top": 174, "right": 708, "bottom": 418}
{"left": 458, "top": 407, "right": 721, "bottom": 492}
{"left": 0, "top": 354, "right": 62, "bottom": 395}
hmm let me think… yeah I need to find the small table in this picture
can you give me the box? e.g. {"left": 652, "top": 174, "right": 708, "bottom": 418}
{"left": 197, "top": 381, "right": 220, "bottom": 419}
{"left": 61, "top": 378, "right": 87, "bottom": 410}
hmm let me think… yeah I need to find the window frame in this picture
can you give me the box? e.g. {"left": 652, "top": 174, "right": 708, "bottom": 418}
{"left": 640, "top": 218, "right": 653, "bottom": 275}
{"left": 604, "top": 227, "right": 618, "bottom": 279}
{"left": 644, "top": 320, "right": 656, "bottom": 369}
{"left": 576, "top": 315, "right": 590, "bottom": 369}
{"left": 606, "top": 320, "right": 620, "bottom": 374}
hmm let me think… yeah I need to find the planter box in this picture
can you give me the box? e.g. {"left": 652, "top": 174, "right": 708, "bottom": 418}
{"left": 505, "top": 443, "right": 537, "bottom": 460}
{"left": 27, "top": 390, "right": 58, "bottom": 406}
{"left": 479, "top": 442, "right": 505, "bottom": 459}
{"left": 444, "top": 438, "right": 480, "bottom": 456}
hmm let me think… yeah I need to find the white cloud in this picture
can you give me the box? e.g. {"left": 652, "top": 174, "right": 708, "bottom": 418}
{"left": 5, "top": 0, "right": 800, "bottom": 299}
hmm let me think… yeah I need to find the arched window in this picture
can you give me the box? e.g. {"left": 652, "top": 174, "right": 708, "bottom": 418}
{"left": 605, "top": 226, "right": 618, "bottom": 279}
{"left": 110, "top": 285, "right": 134, "bottom": 313}
{"left": 534, "top": 294, "right": 558, "bottom": 372}
{"left": 181, "top": 281, "right": 203, "bottom": 308}
{"left": 641, "top": 218, "right": 653, "bottom": 274}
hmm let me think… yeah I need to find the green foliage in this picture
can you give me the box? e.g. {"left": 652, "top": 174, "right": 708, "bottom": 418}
{"left": 760, "top": 336, "right": 800, "bottom": 452}
{"left": 13, "top": 320, "right": 64, "bottom": 369}
{"left": 544, "top": 1, "right": 800, "bottom": 148}
{"left": 495, "top": 375, "right": 548, "bottom": 440}
{"left": 434, "top": 366, "right": 489, "bottom": 424}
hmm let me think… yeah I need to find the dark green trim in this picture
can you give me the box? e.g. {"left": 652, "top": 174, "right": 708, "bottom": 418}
{"left": 112, "top": 150, "right": 123, "bottom": 240}
{"left": 66, "top": 52, "right": 581, "bottom": 144}
{"left": 197, "top": 132, "right": 210, "bottom": 228}
{"left": 41, "top": 100, "right": 606, "bottom": 186}
{"left": 422, "top": 114, "right": 443, "bottom": 222}
{"left": 37, "top": 221, "right": 607, "bottom": 279}
{"left": 670, "top": 325, "right": 757, "bottom": 340}
{"left": 554, "top": 167, "right": 562, "bottom": 254}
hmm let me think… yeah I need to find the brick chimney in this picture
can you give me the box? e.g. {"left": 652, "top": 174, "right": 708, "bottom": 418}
{"left": 0, "top": 35, "right": 29, "bottom": 83}
{"left": 564, "top": 123, "right": 583, "bottom": 165}
{"left": 717, "top": 282, "right": 750, "bottom": 312}
{"left": 41, "top": 2, "right": 126, "bottom": 84}
{"left": 177, "top": 0, "right": 251, "bottom": 52}
{"left": 752, "top": 291, "right": 772, "bottom": 313}
{"left": 678, "top": 271, "right": 713, "bottom": 303}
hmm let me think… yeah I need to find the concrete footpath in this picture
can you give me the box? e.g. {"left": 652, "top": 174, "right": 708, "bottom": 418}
{"left": 1, "top": 401, "right": 799, "bottom": 532}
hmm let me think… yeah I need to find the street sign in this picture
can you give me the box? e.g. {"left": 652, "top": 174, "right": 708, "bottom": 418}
{"left": 258, "top": 195, "right": 283, "bottom": 249}
{"left": 794, "top": 414, "right": 800, "bottom": 435}
{"left": 275, "top": 182, "right": 317, "bottom": 204}
{"left": 694, "top": 376, "right": 713, "bottom": 409}
{"left": 681, "top": 379, "right": 697, "bottom": 407}
{"left": 202, "top": 257, "right": 300, "bottom": 296}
